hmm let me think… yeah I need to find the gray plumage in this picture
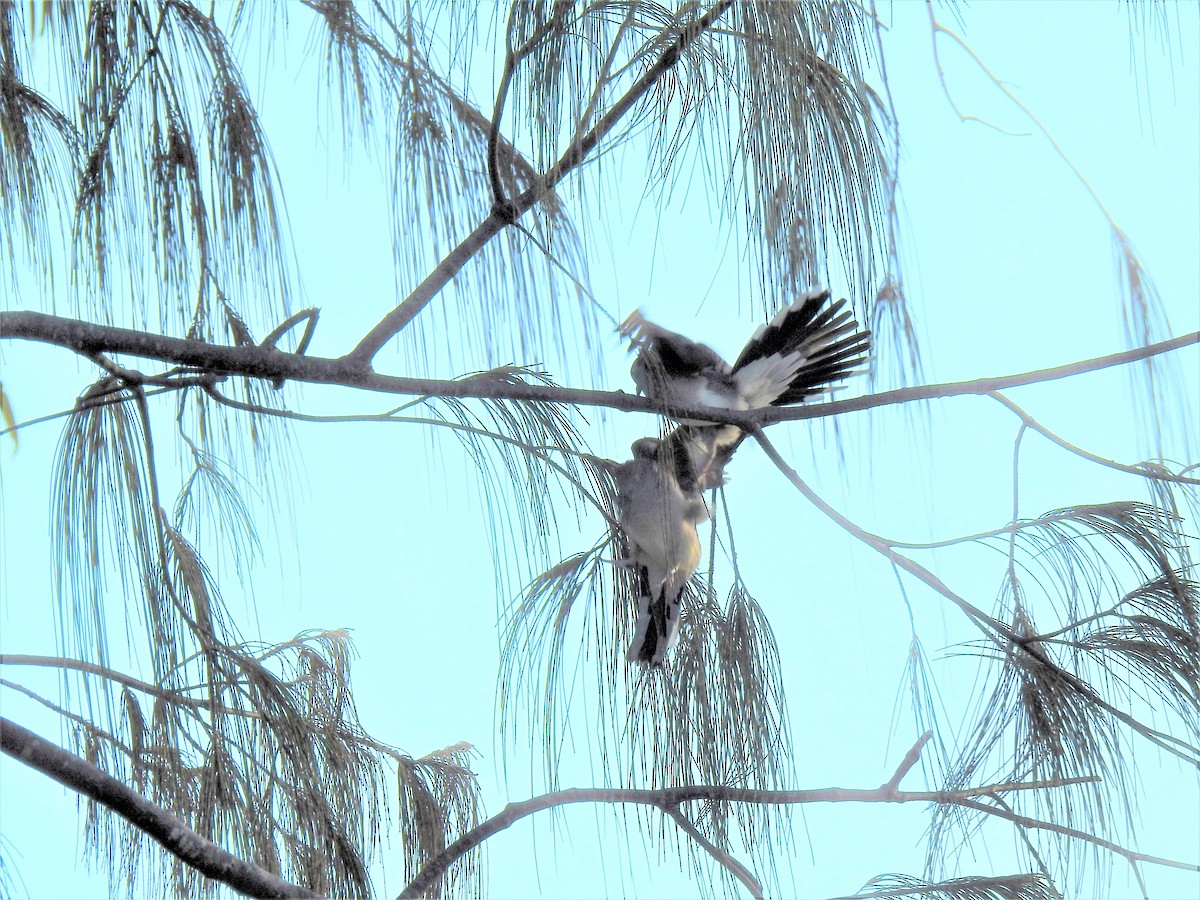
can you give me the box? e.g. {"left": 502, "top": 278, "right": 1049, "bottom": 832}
{"left": 611, "top": 438, "right": 707, "bottom": 666}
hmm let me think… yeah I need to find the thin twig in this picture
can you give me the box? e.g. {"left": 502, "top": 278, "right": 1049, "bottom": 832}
{"left": 883, "top": 505, "right": 1190, "bottom": 552}
{"left": 990, "top": 391, "right": 1200, "bottom": 485}
{"left": 926, "top": 1, "right": 1118, "bottom": 225}
{"left": 661, "top": 804, "right": 764, "bottom": 899}
{"left": 955, "top": 796, "right": 1197, "bottom": 888}
{"left": 754, "top": 424, "right": 1200, "bottom": 766}
{"left": 259, "top": 308, "right": 319, "bottom": 353}
{"left": 1, "top": 654, "right": 226, "bottom": 712}
{"left": 924, "top": 0, "right": 1027, "bottom": 137}
{"left": 201, "top": 384, "right": 617, "bottom": 526}
{"left": 488, "top": 0, "right": 576, "bottom": 210}
{"left": 488, "top": 3, "right": 523, "bottom": 209}
{"left": 0, "top": 679, "right": 139, "bottom": 759}
{"left": 750, "top": 426, "right": 1011, "bottom": 643}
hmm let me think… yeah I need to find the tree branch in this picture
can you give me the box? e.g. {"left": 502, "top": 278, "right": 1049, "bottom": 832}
{"left": 397, "top": 732, "right": 1116, "bottom": 899}
{"left": 660, "top": 804, "right": 763, "bottom": 900}
{"left": 955, "top": 796, "right": 1199, "bottom": 884}
{"left": 200, "top": 384, "right": 617, "bottom": 525}
{"left": 750, "top": 426, "right": 1012, "bottom": 642}
{"left": 0, "top": 716, "right": 318, "bottom": 899}
{"left": 2, "top": 310, "right": 1194, "bottom": 429}
{"left": 752, "top": 424, "right": 1200, "bottom": 766}
{"left": 760, "top": 328, "right": 1200, "bottom": 426}
{"left": 344, "top": 212, "right": 513, "bottom": 367}
{"left": 926, "top": 0, "right": 1118, "bottom": 224}
{"left": 346, "top": 0, "right": 736, "bottom": 365}
{"left": 395, "top": 770, "right": 1164, "bottom": 899}
{"left": 883, "top": 730, "right": 932, "bottom": 792}
{"left": 0, "top": 654, "right": 230, "bottom": 714}
{"left": 989, "top": 391, "right": 1200, "bottom": 485}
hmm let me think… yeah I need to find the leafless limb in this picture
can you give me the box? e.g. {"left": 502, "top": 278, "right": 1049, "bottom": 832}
{"left": 397, "top": 729, "right": 1185, "bottom": 899}
{"left": 925, "top": 1, "right": 1107, "bottom": 216}
{"left": 752, "top": 427, "right": 1200, "bottom": 769}
{"left": 750, "top": 426, "right": 1011, "bottom": 641}
{"left": 953, "top": 795, "right": 1197, "bottom": 899}
{"left": 2, "top": 310, "right": 1194, "bottom": 427}
{"left": 0, "top": 654, "right": 256, "bottom": 717}
{"left": 922, "top": 0, "right": 1191, "bottom": 458}
{"left": 662, "top": 805, "right": 763, "bottom": 900}
{"left": 988, "top": 391, "right": 1200, "bottom": 485}
{"left": 195, "top": 385, "right": 616, "bottom": 524}
{"left": 884, "top": 730, "right": 932, "bottom": 791}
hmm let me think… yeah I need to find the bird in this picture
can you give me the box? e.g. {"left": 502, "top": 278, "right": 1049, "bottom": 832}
{"left": 605, "top": 291, "right": 870, "bottom": 664}
{"left": 618, "top": 288, "right": 871, "bottom": 418}
{"left": 609, "top": 437, "right": 708, "bottom": 666}
{"left": 657, "top": 423, "right": 741, "bottom": 494}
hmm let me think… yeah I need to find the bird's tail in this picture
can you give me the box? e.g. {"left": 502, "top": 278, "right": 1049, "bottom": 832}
{"left": 626, "top": 566, "right": 684, "bottom": 667}
{"left": 730, "top": 289, "right": 871, "bottom": 407}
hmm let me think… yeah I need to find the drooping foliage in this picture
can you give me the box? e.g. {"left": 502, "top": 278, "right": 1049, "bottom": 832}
{"left": 0, "top": 2, "right": 1195, "bottom": 899}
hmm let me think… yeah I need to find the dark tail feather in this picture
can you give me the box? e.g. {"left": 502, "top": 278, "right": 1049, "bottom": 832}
{"left": 732, "top": 291, "right": 871, "bottom": 406}
{"left": 731, "top": 289, "right": 833, "bottom": 369}
{"left": 772, "top": 329, "right": 872, "bottom": 405}
{"left": 627, "top": 577, "right": 682, "bottom": 667}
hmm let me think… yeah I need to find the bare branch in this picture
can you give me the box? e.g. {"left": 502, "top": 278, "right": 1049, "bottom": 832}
{"left": 201, "top": 385, "right": 615, "bottom": 522}
{"left": 2, "top": 310, "right": 1195, "bottom": 426}
{"left": 0, "top": 716, "right": 318, "bottom": 899}
{"left": 1, "top": 654, "right": 233, "bottom": 714}
{"left": 397, "top": 764, "right": 1177, "bottom": 899}
{"left": 954, "top": 796, "right": 1198, "bottom": 890}
{"left": 661, "top": 804, "right": 764, "bottom": 900}
{"left": 764, "top": 329, "right": 1200, "bottom": 427}
{"left": 750, "top": 426, "right": 1011, "bottom": 641}
{"left": 989, "top": 391, "right": 1200, "bottom": 485}
{"left": 756, "top": 423, "right": 1200, "bottom": 765}
{"left": 925, "top": 2, "right": 1111, "bottom": 221}
{"left": 345, "top": 0, "right": 737, "bottom": 365}
{"left": 884, "top": 730, "right": 932, "bottom": 792}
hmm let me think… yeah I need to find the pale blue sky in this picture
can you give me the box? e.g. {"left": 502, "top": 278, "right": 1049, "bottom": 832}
{"left": 1, "top": 3, "right": 1198, "bottom": 899}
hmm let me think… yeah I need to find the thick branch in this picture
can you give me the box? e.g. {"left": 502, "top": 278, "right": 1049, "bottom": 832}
{"left": 0, "top": 716, "right": 318, "bottom": 899}
{"left": 2, "top": 311, "right": 1195, "bottom": 428}
{"left": 347, "top": 0, "right": 735, "bottom": 364}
